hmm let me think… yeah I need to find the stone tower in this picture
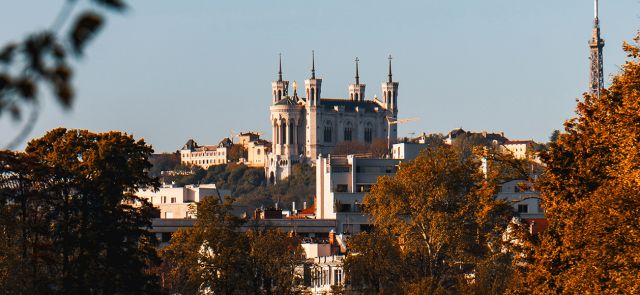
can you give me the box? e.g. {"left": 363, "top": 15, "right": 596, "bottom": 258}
{"left": 305, "top": 51, "right": 322, "bottom": 159}
{"left": 589, "top": 0, "right": 605, "bottom": 97}
{"left": 381, "top": 55, "right": 399, "bottom": 143}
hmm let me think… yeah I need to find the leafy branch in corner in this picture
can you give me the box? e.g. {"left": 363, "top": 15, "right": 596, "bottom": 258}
{"left": 0, "top": 0, "right": 127, "bottom": 150}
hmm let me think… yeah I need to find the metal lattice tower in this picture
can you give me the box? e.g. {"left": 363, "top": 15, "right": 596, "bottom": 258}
{"left": 589, "top": 0, "right": 605, "bottom": 97}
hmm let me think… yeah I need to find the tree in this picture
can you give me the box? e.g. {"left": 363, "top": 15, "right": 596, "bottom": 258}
{"left": 228, "top": 144, "right": 248, "bottom": 162}
{"left": 531, "top": 35, "right": 640, "bottom": 293}
{"left": 160, "top": 197, "right": 306, "bottom": 295}
{"left": 362, "top": 146, "right": 517, "bottom": 293}
{"left": 148, "top": 152, "right": 180, "bottom": 178}
{"left": 548, "top": 129, "right": 560, "bottom": 144}
{"left": 0, "top": 128, "right": 161, "bottom": 294}
{"left": 343, "top": 230, "right": 403, "bottom": 293}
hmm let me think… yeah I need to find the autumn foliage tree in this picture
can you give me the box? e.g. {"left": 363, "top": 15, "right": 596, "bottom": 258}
{"left": 529, "top": 35, "right": 640, "bottom": 293}
{"left": 160, "top": 197, "right": 305, "bottom": 295}
{"left": 357, "top": 146, "right": 522, "bottom": 293}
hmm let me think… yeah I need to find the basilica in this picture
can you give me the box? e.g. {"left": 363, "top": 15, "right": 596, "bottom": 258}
{"left": 266, "top": 53, "right": 399, "bottom": 182}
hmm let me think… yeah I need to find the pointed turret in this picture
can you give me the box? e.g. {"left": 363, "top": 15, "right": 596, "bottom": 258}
{"left": 272, "top": 53, "right": 289, "bottom": 103}
{"left": 305, "top": 50, "right": 322, "bottom": 107}
{"left": 381, "top": 55, "right": 399, "bottom": 113}
{"left": 349, "top": 57, "right": 366, "bottom": 101}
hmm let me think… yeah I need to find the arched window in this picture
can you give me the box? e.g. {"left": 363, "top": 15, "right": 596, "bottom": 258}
{"left": 324, "top": 121, "right": 332, "bottom": 143}
{"left": 364, "top": 122, "right": 373, "bottom": 144}
{"left": 344, "top": 121, "right": 353, "bottom": 141}
{"left": 289, "top": 121, "right": 295, "bottom": 145}
{"left": 281, "top": 120, "right": 287, "bottom": 144}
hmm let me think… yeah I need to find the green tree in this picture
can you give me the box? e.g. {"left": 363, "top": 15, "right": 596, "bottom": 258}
{"left": 531, "top": 35, "right": 640, "bottom": 293}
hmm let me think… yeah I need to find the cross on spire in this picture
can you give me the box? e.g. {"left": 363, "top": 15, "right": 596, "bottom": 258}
{"left": 388, "top": 54, "right": 393, "bottom": 83}
{"left": 355, "top": 57, "right": 360, "bottom": 85}
{"left": 311, "top": 50, "right": 316, "bottom": 79}
{"left": 278, "top": 53, "right": 283, "bottom": 82}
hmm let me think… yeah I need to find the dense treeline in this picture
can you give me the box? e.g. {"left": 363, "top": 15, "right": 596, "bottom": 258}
{"left": 0, "top": 128, "right": 160, "bottom": 294}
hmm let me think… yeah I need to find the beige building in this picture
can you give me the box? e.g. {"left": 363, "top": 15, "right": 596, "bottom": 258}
{"left": 501, "top": 140, "right": 535, "bottom": 160}
{"left": 179, "top": 138, "right": 232, "bottom": 169}
{"left": 236, "top": 132, "right": 271, "bottom": 168}
{"left": 267, "top": 54, "right": 399, "bottom": 182}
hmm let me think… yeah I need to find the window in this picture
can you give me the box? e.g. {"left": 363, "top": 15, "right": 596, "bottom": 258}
{"left": 161, "top": 196, "right": 166, "bottom": 203}
{"left": 334, "top": 269, "right": 342, "bottom": 285}
{"left": 344, "top": 127, "right": 352, "bottom": 141}
{"left": 281, "top": 121, "right": 287, "bottom": 144}
{"left": 335, "top": 184, "right": 348, "bottom": 192}
{"left": 517, "top": 204, "right": 529, "bottom": 213}
{"left": 364, "top": 125, "right": 373, "bottom": 144}
{"left": 356, "top": 185, "right": 372, "bottom": 192}
{"left": 170, "top": 197, "right": 176, "bottom": 204}
{"left": 324, "top": 126, "right": 332, "bottom": 143}
{"left": 161, "top": 232, "right": 172, "bottom": 243}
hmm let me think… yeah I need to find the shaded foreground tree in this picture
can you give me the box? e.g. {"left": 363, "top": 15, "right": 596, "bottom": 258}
{"left": 160, "top": 197, "right": 305, "bottom": 295}
{"left": 353, "top": 146, "right": 525, "bottom": 294}
{"left": 0, "top": 128, "right": 160, "bottom": 294}
{"left": 528, "top": 35, "right": 640, "bottom": 293}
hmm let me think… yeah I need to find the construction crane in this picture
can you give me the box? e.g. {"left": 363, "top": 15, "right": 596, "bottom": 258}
{"left": 385, "top": 117, "right": 419, "bottom": 152}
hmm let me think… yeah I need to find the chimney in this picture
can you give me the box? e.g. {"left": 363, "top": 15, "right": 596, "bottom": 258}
{"left": 303, "top": 201, "right": 307, "bottom": 209}
{"left": 292, "top": 202, "right": 296, "bottom": 214}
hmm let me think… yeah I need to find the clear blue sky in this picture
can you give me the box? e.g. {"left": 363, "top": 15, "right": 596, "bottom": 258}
{"left": 1, "top": 0, "right": 638, "bottom": 152}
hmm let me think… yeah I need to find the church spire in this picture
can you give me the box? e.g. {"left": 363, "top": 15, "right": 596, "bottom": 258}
{"left": 278, "top": 53, "right": 283, "bottom": 82}
{"left": 387, "top": 55, "right": 393, "bottom": 83}
{"left": 311, "top": 50, "right": 316, "bottom": 79}
{"left": 589, "top": 0, "right": 605, "bottom": 97}
{"left": 355, "top": 57, "right": 360, "bottom": 85}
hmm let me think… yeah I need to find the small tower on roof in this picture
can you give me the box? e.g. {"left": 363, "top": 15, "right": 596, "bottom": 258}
{"left": 272, "top": 53, "right": 289, "bottom": 103}
{"left": 381, "top": 55, "right": 399, "bottom": 114}
{"left": 348, "top": 57, "right": 366, "bottom": 102}
{"left": 305, "top": 50, "right": 322, "bottom": 107}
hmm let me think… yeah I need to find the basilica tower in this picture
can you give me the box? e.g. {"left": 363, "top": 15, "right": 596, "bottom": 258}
{"left": 348, "top": 57, "right": 366, "bottom": 101}
{"left": 305, "top": 51, "right": 322, "bottom": 159}
{"left": 381, "top": 55, "right": 399, "bottom": 115}
{"left": 589, "top": 0, "right": 605, "bottom": 97}
{"left": 272, "top": 54, "right": 289, "bottom": 103}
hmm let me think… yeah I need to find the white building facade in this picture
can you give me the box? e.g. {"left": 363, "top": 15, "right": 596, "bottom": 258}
{"left": 315, "top": 154, "right": 401, "bottom": 234}
{"left": 135, "top": 183, "right": 230, "bottom": 219}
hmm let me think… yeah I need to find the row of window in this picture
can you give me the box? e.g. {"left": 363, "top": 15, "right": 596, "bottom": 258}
{"left": 313, "top": 268, "right": 343, "bottom": 287}
{"left": 185, "top": 151, "right": 225, "bottom": 157}
{"left": 150, "top": 196, "right": 177, "bottom": 204}
{"left": 183, "top": 159, "right": 226, "bottom": 165}
{"left": 323, "top": 127, "right": 374, "bottom": 144}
